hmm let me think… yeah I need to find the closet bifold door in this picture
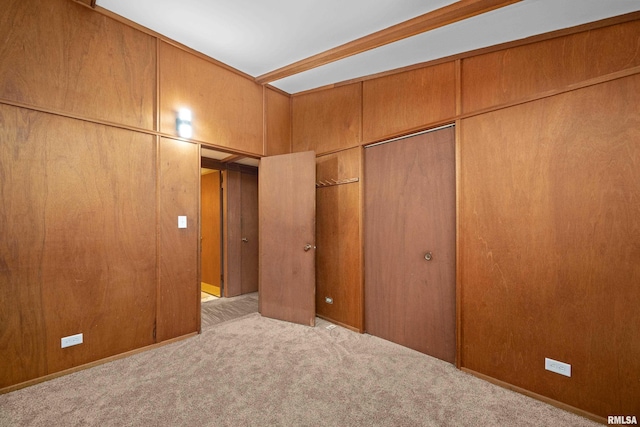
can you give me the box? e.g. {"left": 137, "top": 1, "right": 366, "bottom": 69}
{"left": 364, "top": 126, "right": 456, "bottom": 363}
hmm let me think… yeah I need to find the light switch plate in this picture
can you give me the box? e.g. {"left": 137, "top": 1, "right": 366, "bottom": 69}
{"left": 178, "top": 216, "right": 187, "bottom": 229}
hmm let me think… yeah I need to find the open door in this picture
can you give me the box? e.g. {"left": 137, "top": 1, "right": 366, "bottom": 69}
{"left": 259, "top": 151, "right": 316, "bottom": 326}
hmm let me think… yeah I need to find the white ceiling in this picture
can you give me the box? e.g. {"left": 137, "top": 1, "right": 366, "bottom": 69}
{"left": 96, "top": 0, "right": 640, "bottom": 94}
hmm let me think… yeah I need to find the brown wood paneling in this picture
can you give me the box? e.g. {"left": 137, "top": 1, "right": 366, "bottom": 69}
{"left": 292, "top": 83, "right": 361, "bottom": 155}
{"left": 0, "top": 105, "right": 157, "bottom": 386}
{"left": 315, "top": 148, "right": 363, "bottom": 331}
{"left": 363, "top": 62, "right": 456, "bottom": 142}
{"left": 259, "top": 152, "right": 316, "bottom": 326}
{"left": 265, "top": 88, "right": 291, "bottom": 156}
{"left": 159, "top": 42, "right": 263, "bottom": 155}
{"left": 316, "top": 147, "right": 361, "bottom": 183}
{"left": 157, "top": 137, "right": 199, "bottom": 342}
{"left": 0, "top": 0, "right": 155, "bottom": 129}
{"left": 316, "top": 184, "right": 362, "bottom": 331}
{"left": 240, "top": 173, "right": 259, "bottom": 294}
{"left": 365, "top": 128, "right": 456, "bottom": 363}
{"left": 223, "top": 170, "right": 242, "bottom": 297}
{"left": 462, "top": 19, "right": 640, "bottom": 114}
{"left": 201, "top": 171, "right": 221, "bottom": 288}
{"left": 1, "top": 106, "right": 49, "bottom": 387}
{"left": 459, "top": 74, "right": 640, "bottom": 417}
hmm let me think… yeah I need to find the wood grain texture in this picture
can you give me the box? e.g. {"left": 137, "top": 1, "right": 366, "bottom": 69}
{"left": 316, "top": 185, "right": 362, "bottom": 331}
{"left": 462, "top": 19, "right": 640, "bottom": 114}
{"left": 256, "top": 0, "right": 520, "bottom": 84}
{"left": 265, "top": 88, "right": 291, "bottom": 156}
{"left": 365, "top": 128, "right": 456, "bottom": 363}
{"left": 159, "top": 42, "right": 263, "bottom": 155}
{"left": 223, "top": 170, "right": 242, "bottom": 297}
{"left": 259, "top": 152, "right": 316, "bottom": 326}
{"left": 0, "top": 105, "right": 157, "bottom": 386}
{"left": 201, "top": 171, "right": 221, "bottom": 288}
{"left": 363, "top": 62, "right": 456, "bottom": 142}
{"left": 292, "top": 83, "right": 362, "bottom": 155}
{"left": 240, "top": 173, "right": 259, "bottom": 294}
{"left": 0, "top": 0, "right": 155, "bottom": 129}
{"left": 459, "top": 74, "right": 640, "bottom": 417}
{"left": 157, "top": 138, "right": 199, "bottom": 342}
{"left": 315, "top": 148, "right": 363, "bottom": 331}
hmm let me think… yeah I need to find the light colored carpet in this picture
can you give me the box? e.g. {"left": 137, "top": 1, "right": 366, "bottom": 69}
{"left": 0, "top": 295, "right": 599, "bottom": 426}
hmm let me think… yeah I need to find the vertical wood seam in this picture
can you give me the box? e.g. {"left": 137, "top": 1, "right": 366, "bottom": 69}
{"left": 359, "top": 81, "right": 364, "bottom": 146}
{"left": 154, "top": 36, "right": 162, "bottom": 343}
{"left": 155, "top": 135, "right": 161, "bottom": 343}
{"left": 455, "top": 120, "right": 463, "bottom": 369}
{"left": 359, "top": 145, "right": 365, "bottom": 332}
{"left": 455, "top": 58, "right": 463, "bottom": 369}
{"left": 196, "top": 143, "right": 202, "bottom": 334}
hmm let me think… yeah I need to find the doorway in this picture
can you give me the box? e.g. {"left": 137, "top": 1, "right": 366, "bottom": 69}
{"left": 364, "top": 125, "right": 456, "bottom": 363}
{"left": 200, "top": 150, "right": 260, "bottom": 304}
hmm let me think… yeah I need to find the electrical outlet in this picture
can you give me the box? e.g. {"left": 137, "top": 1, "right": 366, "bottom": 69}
{"left": 61, "top": 333, "right": 83, "bottom": 349}
{"left": 545, "top": 357, "right": 571, "bottom": 377}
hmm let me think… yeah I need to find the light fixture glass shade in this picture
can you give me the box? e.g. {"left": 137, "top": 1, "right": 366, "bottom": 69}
{"left": 176, "top": 108, "right": 193, "bottom": 138}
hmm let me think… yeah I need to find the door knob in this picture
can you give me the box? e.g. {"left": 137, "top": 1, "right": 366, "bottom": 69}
{"left": 242, "top": 238, "right": 248, "bottom": 243}
{"left": 304, "top": 244, "right": 314, "bottom": 252}
{"left": 424, "top": 252, "right": 433, "bottom": 261}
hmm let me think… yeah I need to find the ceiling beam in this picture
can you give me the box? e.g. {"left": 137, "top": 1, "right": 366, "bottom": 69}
{"left": 255, "top": 0, "right": 521, "bottom": 85}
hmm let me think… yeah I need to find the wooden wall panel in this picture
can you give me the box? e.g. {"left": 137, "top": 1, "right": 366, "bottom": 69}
{"left": 1, "top": 106, "right": 49, "bottom": 387}
{"left": 0, "top": 0, "right": 155, "bottom": 129}
{"left": 315, "top": 148, "right": 363, "bottom": 331}
{"left": 292, "top": 83, "right": 361, "bottom": 155}
{"left": 362, "top": 62, "right": 456, "bottom": 142}
{"left": 459, "top": 74, "right": 640, "bottom": 417}
{"left": 265, "top": 88, "right": 291, "bottom": 156}
{"left": 461, "top": 19, "right": 640, "bottom": 114}
{"left": 0, "top": 105, "right": 157, "bottom": 387}
{"left": 157, "top": 137, "right": 199, "bottom": 342}
{"left": 159, "top": 42, "right": 264, "bottom": 155}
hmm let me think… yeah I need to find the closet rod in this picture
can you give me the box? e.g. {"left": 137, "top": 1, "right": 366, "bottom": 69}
{"left": 316, "top": 177, "right": 359, "bottom": 188}
{"left": 365, "top": 123, "right": 455, "bottom": 149}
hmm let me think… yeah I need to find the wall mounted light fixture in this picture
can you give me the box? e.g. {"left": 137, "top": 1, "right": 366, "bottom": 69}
{"left": 176, "top": 108, "right": 193, "bottom": 139}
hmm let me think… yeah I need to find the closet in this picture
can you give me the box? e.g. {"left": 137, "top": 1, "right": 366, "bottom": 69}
{"left": 364, "top": 126, "right": 456, "bottom": 363}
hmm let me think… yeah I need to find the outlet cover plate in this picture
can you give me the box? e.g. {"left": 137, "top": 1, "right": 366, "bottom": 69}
{"left": 61, "top": 333, "right": 83, "bottom": 348}
{"left": 545, "top": 357, "right": 571, "bottom": 377}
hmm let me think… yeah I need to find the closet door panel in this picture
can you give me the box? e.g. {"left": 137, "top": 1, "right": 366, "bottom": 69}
{"left": 365, "top": 127, "right": 456, "bottom": 363}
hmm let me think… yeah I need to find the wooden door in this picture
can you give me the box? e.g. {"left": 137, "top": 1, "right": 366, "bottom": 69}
{"left": 259, "top": 151, "right": 316, "bottom": 326}
{"left": 364, "top": 126, "right": 456, "bottom": 363}
{"left": 201, "top": 170, "right": 221, "bottom": 296}
{"left": 240, "top": 172, "right": 259, "bottom": 294}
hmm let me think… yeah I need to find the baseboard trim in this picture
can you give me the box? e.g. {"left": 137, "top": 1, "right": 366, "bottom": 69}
{"left": 460, "top": 368, "right": 606, "bottom": 425}
{"left": 316, "top": 314, "right": 363, "bottom": 333}
{"left": 1, "top": 332, "right": 198, "bottom": 395}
